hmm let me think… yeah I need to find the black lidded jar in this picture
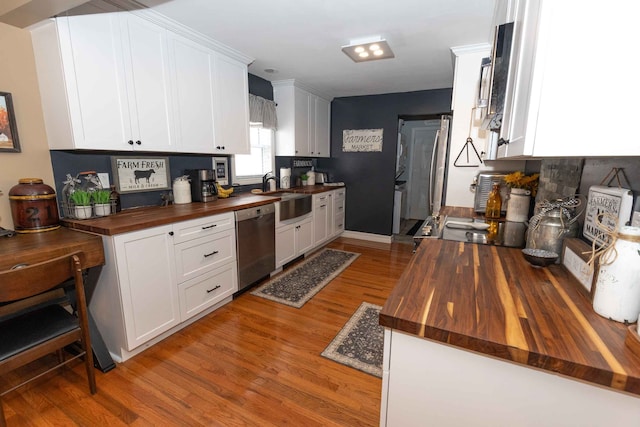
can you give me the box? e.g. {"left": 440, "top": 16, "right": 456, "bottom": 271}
{"left": 8, "top": 178, "right": 60, "bottom": 233}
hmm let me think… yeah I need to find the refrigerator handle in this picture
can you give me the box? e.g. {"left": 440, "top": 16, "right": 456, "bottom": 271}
{"left": 429, "top": 129, "right": 440, "bottom": 212}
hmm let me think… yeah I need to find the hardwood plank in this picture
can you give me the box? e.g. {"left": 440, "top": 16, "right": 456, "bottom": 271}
{"left": 1, "top": 237, "right": 414, "bottom": 426}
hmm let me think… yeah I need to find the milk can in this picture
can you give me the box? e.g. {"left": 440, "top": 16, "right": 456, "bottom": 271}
{"left": 592, "top": 226, "right": 640, "bottom": 323}
{"left": 172, "top": 176, "right": 192, "bottom": 204}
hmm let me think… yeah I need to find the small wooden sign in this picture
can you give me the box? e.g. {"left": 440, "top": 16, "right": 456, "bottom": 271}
{"left": 583, "top": 185, "right": 634, "bottom": 244}
{"left": 111, "top": 156, "right": 170, "bottom": 193}
{"left": 562, "top": 237, "right": 598, "bottom": 300}
{"left": 342, "top": 129, "right": 383, "bottom": 152}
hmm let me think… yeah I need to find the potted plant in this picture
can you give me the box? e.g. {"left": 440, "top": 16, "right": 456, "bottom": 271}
{"left": 504, "top": 171, "right": 539, "bottom": 222}
{"left": 92, "top": 189, "right": 112, "bottom": 217}
{"left": 300, "top": 173, "right": 309, "bottom": 186}
{"left": 70, "top": 189, "right": 92, "bottom": 219}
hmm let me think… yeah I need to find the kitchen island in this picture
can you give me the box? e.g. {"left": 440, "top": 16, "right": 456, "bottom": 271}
{"left": 379, "top": 215, "right": 640, "bottom": 426}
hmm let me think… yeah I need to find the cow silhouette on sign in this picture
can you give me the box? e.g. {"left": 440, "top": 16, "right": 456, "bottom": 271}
{"left": 134, "top": 169, "right": 155, "bottom": 184}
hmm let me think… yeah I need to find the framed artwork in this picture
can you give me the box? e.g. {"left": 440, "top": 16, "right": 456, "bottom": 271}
{"left": 0, "top": 92, "right": 21, "bottom": 153}
{"left": 111, "top": 156, "right": 171, "bottom": 193}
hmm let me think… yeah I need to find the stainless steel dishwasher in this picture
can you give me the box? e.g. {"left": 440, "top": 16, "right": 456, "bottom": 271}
{"left": 235, "top": 203, "right": 275, "bottom": 293}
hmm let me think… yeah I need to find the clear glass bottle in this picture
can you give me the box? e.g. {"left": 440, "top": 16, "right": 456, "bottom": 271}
{"left": 485, "top": 183, "right": 502, "bottom": 219}
{"left": 109, "top": 185, "right": 121, "bottom": 213}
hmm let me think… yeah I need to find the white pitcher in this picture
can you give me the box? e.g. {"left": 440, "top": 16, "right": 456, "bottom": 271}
{"left": 506, "top": 188, "right": 531, "bottom": 222}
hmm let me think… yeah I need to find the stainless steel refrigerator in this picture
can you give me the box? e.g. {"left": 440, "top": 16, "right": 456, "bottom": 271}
{"left": 429, "top": 115, "right": 451, "bottom": 217}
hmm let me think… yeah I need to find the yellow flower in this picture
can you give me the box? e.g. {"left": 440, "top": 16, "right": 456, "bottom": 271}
{"left": 504, "top": 171, "right": 539, "bottom": 196}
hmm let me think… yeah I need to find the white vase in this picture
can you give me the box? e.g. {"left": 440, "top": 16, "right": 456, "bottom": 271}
{"left": 506, "top": 188, "right": 531, "bottom": 222}
{"left": 93, "top": 203, "right": 111, "bottom": 217}
{"left": 74, "top": 205, "right": 92, "bottom": 219}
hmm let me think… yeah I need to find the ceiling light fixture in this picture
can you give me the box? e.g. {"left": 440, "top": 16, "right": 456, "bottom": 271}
{"left": 342, "top": 36, "right": 394, "bottom": 63}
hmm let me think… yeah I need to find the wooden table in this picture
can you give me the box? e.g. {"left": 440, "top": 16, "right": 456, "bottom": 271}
{"left": 0, "top": 227, "right": 116, "bottom": 372}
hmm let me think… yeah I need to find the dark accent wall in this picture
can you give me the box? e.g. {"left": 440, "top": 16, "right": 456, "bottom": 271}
{"left": 331, "top": 89, "right": 453, "bottom": 236}
{"left": 50, "top": 151, "right": 213, "bottom": 211}
{"left": 248, "top": 74, "right": 273, "bottom": 101}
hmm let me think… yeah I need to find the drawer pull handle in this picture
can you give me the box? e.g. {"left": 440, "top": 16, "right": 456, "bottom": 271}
{"left": 338, "top": 207, "right": 343, "bottom": 211}
{"left": 202, "top": 224, "right": 217, "bottom": 230}
{"left": 206, "top": 285, "right": 221, "bottom": 293}
{"left": 204, "top": 250, "right": 219, "bottom": 258}
{"left": 320, "top": 204, "right": 326, "bottom": 208}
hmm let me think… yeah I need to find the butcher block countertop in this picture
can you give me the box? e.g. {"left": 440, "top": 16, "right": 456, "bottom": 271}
{"left": 62, "top": 193, "right": 281, "bottom": 236}
{"left": 380, "top": 209, "right": 640, "bottom": 397}
{"left": 61, "top": 185, "right": 342, "bottom": 236}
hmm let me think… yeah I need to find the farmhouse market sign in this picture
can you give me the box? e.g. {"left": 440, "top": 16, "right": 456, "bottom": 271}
{"left": 342, "top": 129, "right": 383, "bottom": 152}
{"left": 111, "top": 156, "right": 171, "bottom": 193}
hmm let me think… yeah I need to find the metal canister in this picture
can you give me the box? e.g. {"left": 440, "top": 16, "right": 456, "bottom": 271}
{"left": 8, "top": 178, "right": 60, "bottom": 233}
{"left": 526, "top": 207, "right": 579, "bottom": 257}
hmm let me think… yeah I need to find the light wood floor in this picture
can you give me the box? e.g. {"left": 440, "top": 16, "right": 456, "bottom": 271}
{"left": 1, "top": 237, "right": 414, "bottom": 426}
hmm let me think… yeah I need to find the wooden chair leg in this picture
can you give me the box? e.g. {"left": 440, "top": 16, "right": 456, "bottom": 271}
{"left": 82, "top": 337, "right": 96, "bottom": 394}
{"left": 0, "top": 397, "right": 7, "bottom": 427}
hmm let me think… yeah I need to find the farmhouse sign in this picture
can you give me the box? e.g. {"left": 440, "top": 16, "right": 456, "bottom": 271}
{"left": 583, "top": 185, "right": 634, "bottom": 244}
{"left": 342, "top": 128, "right": 383, "bottom": 152}
{"left": 111, "top": 156, "right": 171, "bottom": 193}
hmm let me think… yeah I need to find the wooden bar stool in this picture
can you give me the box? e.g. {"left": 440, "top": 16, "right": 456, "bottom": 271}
{"left": 0, "top": 252, "right": 96, "bottom": 426}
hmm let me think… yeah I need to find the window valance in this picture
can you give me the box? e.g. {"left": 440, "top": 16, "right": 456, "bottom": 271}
{"left": 249, "top": 94, "right": 277, "bottom": 130}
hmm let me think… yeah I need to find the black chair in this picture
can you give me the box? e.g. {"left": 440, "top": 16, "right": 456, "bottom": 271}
{"left": 0, "top": 252, "right": 96, "bottom": 426}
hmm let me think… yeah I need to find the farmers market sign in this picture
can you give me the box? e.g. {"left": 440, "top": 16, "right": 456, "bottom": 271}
{"left": 342, "top": 129, "right": 383, "bottom": 152}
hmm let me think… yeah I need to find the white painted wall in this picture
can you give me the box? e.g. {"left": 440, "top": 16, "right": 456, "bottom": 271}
{"left": 445, "top": 44, "right": 524, "bottom": 208}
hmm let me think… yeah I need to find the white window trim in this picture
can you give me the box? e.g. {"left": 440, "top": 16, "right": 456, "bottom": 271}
{"left": 231, "top": 126, "right": 275, "bottom": 186}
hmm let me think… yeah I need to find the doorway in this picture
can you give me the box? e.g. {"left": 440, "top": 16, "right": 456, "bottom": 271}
{"left": 393, "top": 118, "right": 440, "bottom": 238}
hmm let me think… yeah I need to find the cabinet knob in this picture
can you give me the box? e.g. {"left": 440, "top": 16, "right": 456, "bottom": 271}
{"left": 216, "top": 146, "right": 225, "bottom": 150}
{"left": 127, "top": 140, "right": 134, "bottom": 145}
{"left": 168, "top": 231, "right": 174, "bottom": 236}
{"left": 497, "top": 138, "right": 510, "bottom": 147}
{"left": 135, "top": 140, "right": 142, "bottom": 145}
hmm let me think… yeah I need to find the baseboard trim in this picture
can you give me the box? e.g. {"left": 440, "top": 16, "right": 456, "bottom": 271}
{"left": 341, "top": 230, "right": 393, "bottom": 244}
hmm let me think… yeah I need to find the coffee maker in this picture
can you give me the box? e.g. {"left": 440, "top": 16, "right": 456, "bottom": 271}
{"left": 186, "top": 169, "right": 218, "bottom": 202}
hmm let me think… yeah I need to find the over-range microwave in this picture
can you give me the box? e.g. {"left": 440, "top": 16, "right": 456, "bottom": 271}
{"left": 213, "top": 156, "right": 229, "bottom": 186}
{"left": 482, "top": 22, "right": 515, "bottom": 159}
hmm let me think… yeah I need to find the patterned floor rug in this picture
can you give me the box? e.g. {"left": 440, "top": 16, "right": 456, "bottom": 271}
{"left": 251, "top": 248, "right": 360, "bottom": 308}
{"left": 321, "top": 302, "right": 383, "bottom": 378}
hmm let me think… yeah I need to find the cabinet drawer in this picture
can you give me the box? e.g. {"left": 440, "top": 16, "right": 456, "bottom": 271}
{"left": 313, "top": 193, "right": 329, "bottom": 207}
{"left": 175, "top": 229, "right": 236, "bottom": 282}
{"left": 178, "top": 262, "right": 237, "bottom": 320}
{"left": 334, "top": 189, "right": 346, "bottom": 201}
{"left": 334, "top": 199, "right": 345, "bottom": 215}
{"left": 173, "top": 212, "right": 234, "bottom": 244}
{"left": 334, "top": 213, "right": 345, "bottom": 233}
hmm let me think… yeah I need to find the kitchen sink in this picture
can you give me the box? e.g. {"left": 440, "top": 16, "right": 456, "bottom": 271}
{"left": 271, "top": 192, "right": 312, "bottom": 221}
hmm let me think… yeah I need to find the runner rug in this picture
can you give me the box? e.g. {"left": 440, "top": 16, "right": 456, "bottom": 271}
{"left": 251, "top": 248, "right": 360, "bottom": 308}
{"left": 321, "top": 302, "right": 383, "bottom": 378}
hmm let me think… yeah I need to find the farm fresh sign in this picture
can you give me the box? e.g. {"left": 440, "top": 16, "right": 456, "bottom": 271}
{"left": 342, "top": 129, "right": 383, "bottom": 152}
{"left": 111, "top": 156, "right": 170, "bottom": 193}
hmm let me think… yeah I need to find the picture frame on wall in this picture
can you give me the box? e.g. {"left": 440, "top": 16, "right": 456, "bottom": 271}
{"left": 111, "top": 156, "right": 171, "bottom": 193}
{"left": 0, "top": 92, "right": 21, "bottom": 153}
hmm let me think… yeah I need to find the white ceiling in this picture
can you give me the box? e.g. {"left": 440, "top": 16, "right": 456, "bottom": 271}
{"left": 1, "top": 0, "right": 498, "bottom": 99}
{"left": 137, "top": 0, "right": 497, "bottom": 99}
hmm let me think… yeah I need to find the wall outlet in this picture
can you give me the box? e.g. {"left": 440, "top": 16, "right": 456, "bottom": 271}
{"left": 97, "top": 173, "right": 110, "bottom": 189}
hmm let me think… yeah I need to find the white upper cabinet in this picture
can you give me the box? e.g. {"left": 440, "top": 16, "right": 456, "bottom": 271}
{"left": 120, "top": 13, "right": 175, "bottom": 152}
{"left": 168, "top": 33, "right": 217, "bottom": 154}
{"left": 212, "top": 54, "right": 250, "bottom": 155}
{"left": 31, "top": 10, "right": 252, "bottom": 154}
{"left": 273, "top": 80, "right": 331, "bottom": 158}
{"left": 495, "top": 0, "right": 640, "bottom": 158}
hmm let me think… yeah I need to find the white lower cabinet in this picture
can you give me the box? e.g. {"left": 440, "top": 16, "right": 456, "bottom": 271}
{"left": 275, "top": 214, "right": 313, "bottom": 268}
{"left": 112, "top": 225, "right": 180, "bottom": 351}
{"left": 331, "top": 189, "right": 346, "bottom": 238}
{"left": 91, "top": 212, "right": 237, "bottom": 362}
{"left": 313, "top": 192, "right": 331, "bottom": 246}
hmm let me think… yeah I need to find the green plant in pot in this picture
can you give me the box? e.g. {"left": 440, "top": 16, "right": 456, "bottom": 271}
{"left": 70, "top": 189, "right": 92, "bottom": 219}
{"left": 92, "top": 189, "right": 112, "bottom": 217}
{"left": 300, "top": 173, "right": 309, "bottom": 186}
